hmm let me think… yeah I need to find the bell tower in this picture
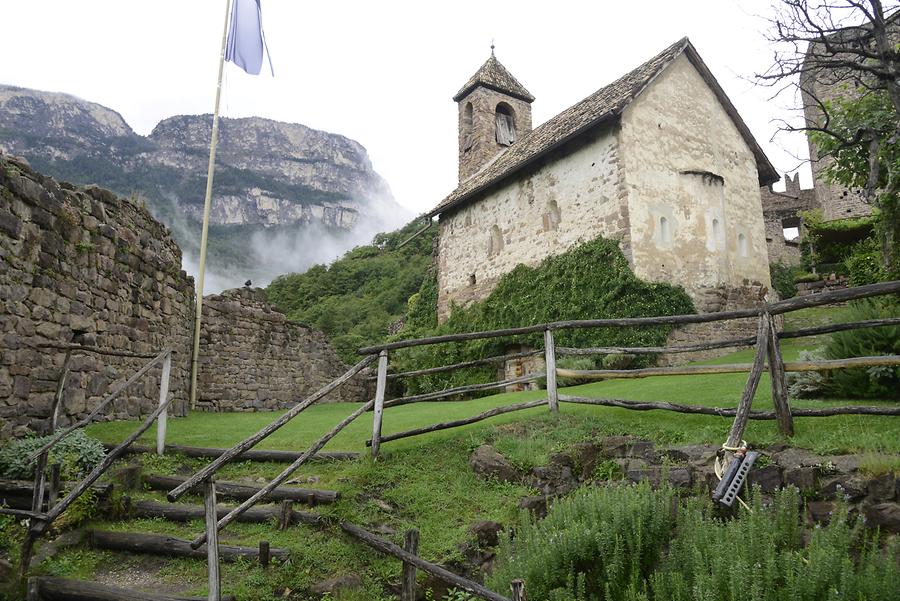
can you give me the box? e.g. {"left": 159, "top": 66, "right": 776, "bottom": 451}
{"left": 454, "top": 46, "right": 534, "bottom": 182}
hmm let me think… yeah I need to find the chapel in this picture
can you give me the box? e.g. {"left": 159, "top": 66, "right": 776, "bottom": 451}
{"left": 427, "top": 38, "right": 779, "bottom": 321}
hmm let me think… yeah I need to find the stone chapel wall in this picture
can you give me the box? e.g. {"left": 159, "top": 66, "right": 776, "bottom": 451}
{"left": 0, "top": 155, "right": 194, "bottom": 439}
{"left": 196, "top": 287, "right": 368, "bottom": 412}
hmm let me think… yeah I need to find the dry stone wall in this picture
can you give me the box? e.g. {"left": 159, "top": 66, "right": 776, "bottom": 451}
{"left": 0, "top": 154, "right": 194, "bottom": 438}
{"left": 196, "top": 287, "right": 367, "bottom": 412}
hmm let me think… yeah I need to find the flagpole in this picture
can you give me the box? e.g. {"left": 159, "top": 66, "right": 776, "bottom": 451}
{"left": 190, "top": 0, "right": 234, "bottom": 410}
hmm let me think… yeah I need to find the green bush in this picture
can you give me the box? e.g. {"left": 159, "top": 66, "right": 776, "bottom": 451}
{"left": 824, "top": 298, "right": 900, "bottom": 399}
{"left": 556, "top": 356, "right": 600, "bottom": 387}
{"left": 785, "top": 349, "right": 827, "bottom": 398}
{"left": 266, "top": 218, "right": 436, "bottom": 363}
{"left": 488, "top": 483, "right": 676, "bottom": 600}
{"left": 490, "top": 486, "right": 898, "bottom": 601}
{"left": 633, "top": 488, "right": 899, "bottom": 601}
{"left": 844, "top": 236, "right": 888, "bottom": 286}
{"left": 0, "top": 429, "right": 106, "bottom": 481}
{"left": 395, "top": 236, "right": 694, "bottom": 395}
{"left": 769, "top": 262, "right": 797, "bottom": 299}
{"left": 800, "top": 209, "right": 877, "bottom": 268}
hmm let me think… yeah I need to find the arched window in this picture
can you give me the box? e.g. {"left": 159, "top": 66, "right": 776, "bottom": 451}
{"left": 738, "top": 233, "right": 748, "bottom": 257}
{"left": 712, "top": 218, "right": 720, "bottom": 240}
{"left": 488, "top": 225, "right": 504, "bottom": 256}
{"left": 495, "top": 103, "right": 516, "bottom": 146}
{"left": 659, "top": 216, "right": 671, "bottom": 244}
{"left": 544, "top": 199, "right": 561, "bottom": 231}
{"left": 462, "top": 102, "right": 474, "bottom": 151}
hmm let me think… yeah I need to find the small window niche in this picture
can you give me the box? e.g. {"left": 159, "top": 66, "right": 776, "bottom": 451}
{"left": 488, "top": 225, "right": 504, "bottom": 256}
{"left": 495, "top": 102, "right": 517, "bottom": 146}
{"left": 738, "top": 232, "right": 748, "bottom": 257}
{"left": 659, "top": 216, "right": 671, "bottom": 244}
{"left": 468, "top": 273, "right": 477, "bottom": 286}
{"left": 462, "top": 102, "right": 474, "bottom": 151}
{"left": 543, "top": 199, "right": 561, "bottom": 232}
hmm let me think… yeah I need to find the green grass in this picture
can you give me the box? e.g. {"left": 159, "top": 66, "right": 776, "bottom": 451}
{"left": 31, "top": 308, "right": 900, "bottom": 599}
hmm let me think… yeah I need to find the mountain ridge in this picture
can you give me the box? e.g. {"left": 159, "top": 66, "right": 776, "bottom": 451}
{"left": 0, "top": 83, "right": 409, "bottom": 290}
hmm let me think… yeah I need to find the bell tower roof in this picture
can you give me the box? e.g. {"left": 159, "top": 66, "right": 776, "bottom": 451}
{"left": 452, "top": 52, "right": 534, "bottom": 103}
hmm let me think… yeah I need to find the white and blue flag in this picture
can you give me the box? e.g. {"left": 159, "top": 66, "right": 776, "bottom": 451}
{"left": 225, "top": 0, "right": 274, "bottom": 76}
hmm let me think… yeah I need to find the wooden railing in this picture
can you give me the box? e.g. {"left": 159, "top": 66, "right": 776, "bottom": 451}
{"left": 171, "top": 279, "right": 900, "bottom": 601}
{"left": 11, "top": 345, "right": 174, "bottom": 582}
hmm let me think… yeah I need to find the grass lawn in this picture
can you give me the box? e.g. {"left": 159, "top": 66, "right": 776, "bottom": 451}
{"left": 18, "top": 307, "right": 899, "bottom": 599}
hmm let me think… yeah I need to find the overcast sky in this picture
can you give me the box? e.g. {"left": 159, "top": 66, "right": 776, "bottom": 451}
{"left": 1, "top": 0, "right": 820, "bottom": 215}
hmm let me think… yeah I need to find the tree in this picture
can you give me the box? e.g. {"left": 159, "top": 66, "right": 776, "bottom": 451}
{"left": 757, "top": 0, "right": 900, "bottom": 274}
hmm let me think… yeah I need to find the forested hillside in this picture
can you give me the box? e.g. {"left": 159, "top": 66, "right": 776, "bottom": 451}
{"left": 265, "top": 219, "right": 435, "bottom": 362}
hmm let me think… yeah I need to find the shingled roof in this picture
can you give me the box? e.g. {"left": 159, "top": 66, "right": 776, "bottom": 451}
{"left": 453, "top": 54, "right": 535, "bottom": 103}
{"left": 429, "top": 38, "right": 779, "bottom": 218}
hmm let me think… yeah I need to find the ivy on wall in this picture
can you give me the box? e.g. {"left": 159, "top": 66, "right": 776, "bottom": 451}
{"left": 394, "top": 235, "right": 695, "bottom": 394}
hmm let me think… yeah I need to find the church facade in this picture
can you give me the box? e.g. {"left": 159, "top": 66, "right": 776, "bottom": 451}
{"left": 427, "top": 38, "right": 779, "bottom": 321}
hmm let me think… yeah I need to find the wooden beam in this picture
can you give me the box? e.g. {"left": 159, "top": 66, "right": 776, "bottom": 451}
{"left": 156, "top": 351, "right": 172, "bottom": 456}
{"left": 401, "top": 529, "right": 419, "bottom": 601}
{"left": 28, "top": 348, "right": 171, "bottom": 462}
{"left": 780, "top": 316, "right": 900, "bottom": 340}
{"left": 374, "top": 350, "right": 542, "bottom": 381}
{"left": 544, "top": 330, "right": 558, "bottom": 413}
{"left": 340, "top": 521, "right": 511, "bottom": 601}
{"left": 144, "top": 475, "right": 337, "bottom": 505}
{"left": 204, "top": 480, "right": 220, "bottom": 601}
{"left": 167, "top": 354, "right": 375, "bottom": 502}
{"left": 726, "top": 314, "right": 770, "bottom": 449}
{"left": 554, "top": 354, "right": 900, "bottom": 381}
{"left": 116, "top": 444, "right": 358, "bottom": 463}
{"left": 86, "top": 530, "right": 288, "bottom": 562}
{"left": 365, "top": 399, "right": 547, "bottom": 447}
{"left": 189, "top": 399, "right": 376, "bottom": 549}
{"left": 557, "top": 336, "right": 757, "bottom": 355}
{"left": 31, "top": 577, "right": 235, "bottom": 601}
{"left": 371, "top": 350, "right": 388, "bottom": 458}
{"left": 559, "top": 395, "right": 900, "bottom": 418}
{"left": 767, "top": 316, "right": 793, "bottom": 437}
{"left": 383, "top": 373, "right": 545, "bottom": 409}
{"left": 356, "top": 280, "right": 900, "bottom": 355}
{"left": 131, "top": 500, "right": 323, "bottom": 527}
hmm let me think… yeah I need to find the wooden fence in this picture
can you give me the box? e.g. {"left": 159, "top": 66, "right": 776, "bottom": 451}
{"left": 9, "top": 344, "right": 174, "bottom": 583}
{"left": 169, "top": 279, "right": 900, "bottom": 601}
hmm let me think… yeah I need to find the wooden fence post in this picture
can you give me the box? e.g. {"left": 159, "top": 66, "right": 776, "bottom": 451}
{"left": 259, "top": 540, "right": 270, "bottom": 568}
{"left": 157, "top": 351, "right": 172, "bottom": 456}
{"left": 371, "top": 350, "right": 389, "bottom": 459}
{"left": 510, "top": 579, "right": 526, "bottom": 600}
{"left": 544, "top": 329, "right": 559, "bottom": 413}
{"left": 725, "top": 313, "right": 770, "bottom": 450}
{"left": 766, "top": 316, "right": 794, "bottom": 437}
{"left": 50, "top": 351, "right": 71, "bottom": 434}
{"left": 204, "top": 479, "right": 221, "bottom": 601}
{"left": 401, "top": 529, "right": 419, "bottom": 601}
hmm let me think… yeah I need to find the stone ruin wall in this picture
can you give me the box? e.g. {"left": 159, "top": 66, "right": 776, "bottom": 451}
{"left": 196, "top": 287, "right": 368, "bottom": 412}
{"left": 760, "top": 174, "right": 818, "bottom": 268}
{"left": 0, "top": 155, "right": 195, "bottom": 438}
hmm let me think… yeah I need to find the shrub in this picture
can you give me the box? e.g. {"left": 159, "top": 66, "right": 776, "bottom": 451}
{"left": 556, "top": 357, "right": 600, "bottom": 387}
{"left": 844, "top": 236, "right": 888, "bottom": 286}
{"left": 799, "top": 209, "right": 877, "bottom": 269}
{"left": 487, "top": 483, "right": 676, "bottom": 600}
{"left": 636, "top": 489, "right": 899, "bottom": 601}
{"left": 0, "top": 429, "right": 106, "bottom": 481}
{"left": 769, "top": 262, "right": 797, "bottom": 299}
{"left": 786, "top": 349, "right": 828, "bottom": 398}
{"left": 824, "top": 298, "right": 900, "bottom": 399}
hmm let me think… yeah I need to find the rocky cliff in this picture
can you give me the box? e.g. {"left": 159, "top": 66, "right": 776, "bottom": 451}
{"left": 0, "top": 84, "right": 407, "bottom": 289}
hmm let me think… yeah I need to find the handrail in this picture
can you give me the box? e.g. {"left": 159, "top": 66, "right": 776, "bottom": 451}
{"left": 27, "top": 348, "right": 172, "bottom": 462}
{"left": 167, "top": 354, "right": 376, "bottom": 502}
{"left": 356, "top": 280, "right": 900, "bottom": 354}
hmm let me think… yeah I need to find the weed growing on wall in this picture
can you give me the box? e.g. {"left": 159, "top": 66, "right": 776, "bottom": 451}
{"left": 396, "top": 236, "right": 694, "bottom": 394}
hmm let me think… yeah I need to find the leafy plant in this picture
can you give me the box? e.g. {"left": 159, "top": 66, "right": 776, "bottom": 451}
{"left": 0, "top": 429, "right": 106, "bottom": 481}
{"left": 844, "top": 235, "right": 888, "bottom": 286}
{"left": 769, "top": 262, "right": 797, "bottom": 299}
{"left": 786, "top": 349, "right": 828, "bottom": 398}
{"left": 823, "top": 298, "right": 900, "bottom": 399}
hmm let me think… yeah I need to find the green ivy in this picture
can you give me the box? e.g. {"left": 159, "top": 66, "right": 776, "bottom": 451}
{"left": 394, "top": 235, "right": 694, "bottom": 394}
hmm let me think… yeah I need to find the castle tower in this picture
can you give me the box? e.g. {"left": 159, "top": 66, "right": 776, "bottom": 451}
{"left": 453, "top": 48, "right": 534, "bottom": 182}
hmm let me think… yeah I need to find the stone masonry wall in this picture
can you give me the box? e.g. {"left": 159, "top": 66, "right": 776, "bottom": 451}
{"left": 437, "top": 127, "right": 626, "bottom": 321}
{"left": 196, "top": 288, "right": 367, "bottom": 412}
{"left": 0, "top": 154, "right": 194, "bottom": 439}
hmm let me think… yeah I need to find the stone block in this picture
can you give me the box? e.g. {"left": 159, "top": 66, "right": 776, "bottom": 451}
{"left": 748, "top": 464, "right": 783, "bottom": 493}
{"left": 784, "top": 466, "right": 817, "bottom": 492}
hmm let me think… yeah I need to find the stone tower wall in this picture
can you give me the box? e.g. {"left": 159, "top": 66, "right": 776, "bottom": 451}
{"left": 196, "top": 288, "right": 368, "bottom": 412}
{"left": 0, "top": 155, "right": 194, "bottom": 438}
{"left": 458, "top": 87, "right": 533, "bottom": 182}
